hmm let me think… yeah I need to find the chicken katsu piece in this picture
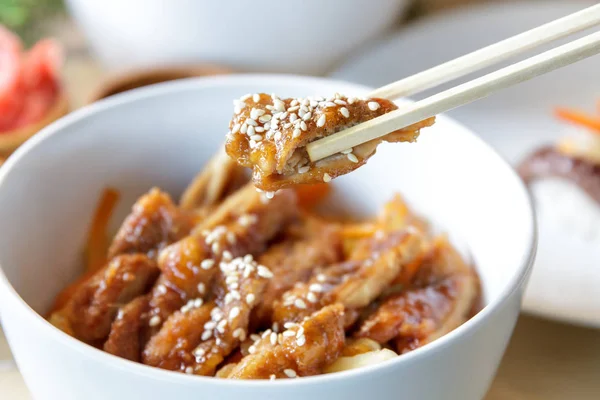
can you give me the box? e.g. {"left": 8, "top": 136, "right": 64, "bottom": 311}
{"left": 252, "top": 218, "right": 343, "bottom": 328}
{"left": 49, "top": 254, "right": 159, "bottom": 344}
{"left": 179, "top": 147, "right": 248, "bottom": 213}
{"left": 104, "top": 295, "right": 151, "bottom": 361}
{"left": 108, "top": 188, "right": 194, "bottom": 259}
{"left": 143, "top": 255, "right": 271, "bottom": 375}
{"left": 227, "top": 304, "right": 345, "bottom": 379}
{"left": 355, "top": 274, "right": 477, "bottom": 354}
{"left": 148, "top": 187, "right": 298, "bottom": 322}
{"left": 225, "top": 93, "right": 435, "bottom": 191}
{"left": 272, "top": 230, "right": 423, "bottom": 327}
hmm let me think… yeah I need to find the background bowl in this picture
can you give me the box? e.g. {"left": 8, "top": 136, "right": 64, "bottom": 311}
{"left": 64, "top": 0, "right": 409, "bottom": 75}
{"left": 0, "top": 75, "right": 535, "bottom": 400}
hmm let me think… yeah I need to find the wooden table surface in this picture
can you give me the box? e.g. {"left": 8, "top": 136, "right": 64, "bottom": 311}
{"left": 2, "top": 2, "right": 599, "bottom": 398}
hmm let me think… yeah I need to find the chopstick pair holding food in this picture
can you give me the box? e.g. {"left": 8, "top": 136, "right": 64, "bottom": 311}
{"left": 225, "top": 4, "right": 600, "bottom": 191}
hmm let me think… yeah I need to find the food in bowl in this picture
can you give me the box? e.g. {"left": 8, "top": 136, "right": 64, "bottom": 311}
{"left": 48, "top": 145, "right": 479, "bottom": 379}
{"left": 225, "top": 93, "right": 435, "bottom": 191}
{"left": 0, "top": 75, "right": 535, "bottom": 399}
{"left": 518, "top": 101, "right": 600, "bottom": 238}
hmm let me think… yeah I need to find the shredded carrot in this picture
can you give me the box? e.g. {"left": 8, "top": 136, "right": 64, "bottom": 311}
{"left": 294, "top": 183, "right": 332, "bottom": 210}
{"left": 85, "top": 188, "right": 120, "bottom": 273}
{"left": 555, "top": 107, "right": 600, "bottom": 133}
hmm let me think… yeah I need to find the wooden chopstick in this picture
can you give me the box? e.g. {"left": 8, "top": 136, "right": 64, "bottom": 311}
{"left": 307, "top": 9, "right": 600, "bottom": 162}
{"left": 369, "top": 4, "right": 600, "bottom": 100}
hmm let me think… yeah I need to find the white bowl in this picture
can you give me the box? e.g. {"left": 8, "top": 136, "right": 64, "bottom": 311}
{"left": 64, "top": 0, "right": 409, "bottom": 75}
{"left": 0, "top": 75, "right": 535, "bottom": 400}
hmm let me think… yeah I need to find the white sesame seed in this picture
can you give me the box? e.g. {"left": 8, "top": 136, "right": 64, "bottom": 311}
{"left": 243, "top": 254, "right": 254, "bottom": 263}
{"left": 257, "top": 265, "right": 274, "bottom": 278}
{"left": 368, "top": 101, "right": 381, "bottom": 111}
{"left": 296, "top": 335, "right": 306, "bottom": 346}
{"left": 211, "top": 308, "right": 224, "bottom": 321}
{"left": 289, "top": 113, "right": 298, "bottom": 122}
{"left": 323, "top": 173, "right": 332, "bottom": 183}
{"left": 255, "top": 126, "right": 265, "bottom": 133}
{"left": 341, "top": 148, "right": 353, "bottom": 154}
{"left": 250, "top": 108, "right": 263, "bottom": 120}
{"left": 283, "top": 330, "right": 295, "bottom": 337}
{"left": 307, "top": 292, "right": 318, "bottom": 303}
{"left": 299, "top": 121, "right": 307, "bottom": 131}
{"left": 185, "top": 366, "right": 193, "bottom": 374}
{"left": 317, "top": 274, "right": 327, "bottom": 282}
{"left": 294, "top": 299, "right": 307, "bottom": 309}
{"left": 270, "top": 374, "right": 276, "bottom": 380}
{"left": 248, "top": 345, "right": 256, "bottom": 354}
{"left": 212, "top": 242, "right": 220, "bottom": 254}
{"left": 201, "top": 259, "right": 215, "bottom": 270}
{"left": 272, "top": 322, "right": 279, "bottom": 332}
{"left": 250, "top": 334, "right": 261, "bottom": 342}
{"left": 298, "top": 166, "right": 310, "bottom": 174}
{"left": 193, "top": 347, "right": 205, "bottom": 357}
{"left": 292, "top": 129, "right": 301, "bottom": 138}
{"left": 230, "top": 282, "right": 239, "bottom": 290}
{"left": 316, "top": 114, "right": 326, "bottom": 127}
{"left": 250, "top": 134, "right": 263, "bottom": 142}
{"left": 324, "top": 101, "right": 336, "bottom": 108}
{"left": 217, "top": 319, "right": 227, "bottom": 333}
{"left": 233, "top": 328, "right": 246, "bottom": 340}
{"left": 302, "top": 112, "right": 312, "bottom": 121}
{"left": 259, "top": 114, "right": 272, "bottom": 123}
{"left": 224, "top": 293, "right": 233, "bottom": 305}
{"left": 339, "top": 107, "right": 350, "bottom": 118}
{"left": 247, "top": 124, "right": 256, "bottom": 137}
{"left": 246, "top": 293, "right": 256, "bottom": 305}
{"left": 348, "top": 97, "right": 356, "bottom": 104}
{"left": 240, "top": 123, "right": 248, "bottom": 134}
{"left": 204, "top": 320, "right": 217, "bottom": 330}
{"left": 284, "top": 369, "right": 297, "bottom": 378}
{"left": 201, "top": 330, "right": 213, "bottom": 340}
{"left": 227, "top": 232, "right": 236, "bottom": 244}
{"left": 297, "top": 326, "right": 304, "bottom": 336}
{"left": 274, "top": 131, "right": 282, "bottom": 141}
{"left": 284, "top": 322, "right": 297, "bottom": 329}
{"left": 229, "top": 307, "right": 241, "bottom": 320}
{"left": 262, "top": 329, "right": 272, "bottom": 339}
{"left": 230, "top": 290, "right": 241, "bottom": 300}
{"left": 194, "top": 298, "right": 203, "bottom": 308}
{"left": 309, "top": 283, "right": 324, "bottom": 292}
{"left": 334, "top": 99, "right": 347, "bottom": 105}
{"left": 232, "top": 123, "right": 241, "bottom": 134}
{"left": 253, "top": 94, "right": 260, "bottom": 102}
{"left": 241, "top": 94, "right": 252, "bottom": 101}
{"left": 288, "top": 106, "right": 300, "bottom": 112}
{"left": 156, "top": 284, "right": 167, "bottom": 295}
{"left": 246, "top": 118, "right": 258, "bottom": 126}
{"left": 270, "top": 332, "right": 277, "bottom": 346}
{"left": 149, "top": 315, "right": 161, "bottom": 327}
{"left": 346, "top": 153, "right": 359, "bottom": 163}
{"left": 273, "top": 99, "right": 286, "bottom": 112}
{"left": 265, "top": 191, "right": 275, "bottom": 199}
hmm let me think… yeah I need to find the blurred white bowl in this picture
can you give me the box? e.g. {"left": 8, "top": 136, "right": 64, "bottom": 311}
{"left": 65, "top": 0, "right": 409, "bottom": 75}
{"left": 0, "top": 75, "right": 535, "bottom": 399}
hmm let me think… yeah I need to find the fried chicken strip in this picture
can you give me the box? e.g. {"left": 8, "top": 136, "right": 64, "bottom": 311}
{"left": 225, "top": 93, "right": 435, "bottom": 191}
{"left": 272, "top": 230, "right": 422, "bottom": 327}
{"left": 227, "top": 304, "right": 345, "bottom": 379}
{"left": 355, "top": 274, "right": 477, "bottom": 353}
{"left": 49, "top": 254, "right": 159, "bottom": 344}
{"left": 143, "top": 255, "right": 270, "bottom": 376}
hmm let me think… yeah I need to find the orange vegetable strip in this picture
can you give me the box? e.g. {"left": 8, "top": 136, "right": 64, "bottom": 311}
{"left": 555, "top": 108, "right": 600, "bottom": 133}
{"left": 85, "top": 188, "right": 120, "bottom": 272}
